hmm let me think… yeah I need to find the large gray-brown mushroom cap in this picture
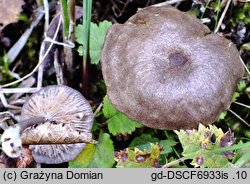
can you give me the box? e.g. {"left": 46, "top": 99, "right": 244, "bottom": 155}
{"left": 101, "top": 6, "right": 244, "bottom": 130}
{"left": 20, "top": 85, "right": 93, "bottom": 164}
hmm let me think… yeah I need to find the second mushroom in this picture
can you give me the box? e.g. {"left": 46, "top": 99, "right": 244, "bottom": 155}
{"left": 1, "top": 85, "right": 94, "bottom": 164}
{"left": 101, "top": 6, "right": 244, "bottom": 130}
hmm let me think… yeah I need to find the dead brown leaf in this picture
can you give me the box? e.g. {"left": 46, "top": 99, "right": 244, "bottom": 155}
{"left": 16, "top": 146, "right": 33, "bottom": 168}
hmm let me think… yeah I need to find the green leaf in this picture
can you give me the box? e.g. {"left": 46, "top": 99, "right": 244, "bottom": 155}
{"left": 68, "top": 133, "right": 115, "bottom": 168}
{"left": 102, "top": 95, "right": 118, "bottom": 118}
{"left": 88, "top": 133, "right": 115, "bottom": 168}
{"left": 232, "top": 92, "right": 240, "bottom": 102}
{"left": 237, "top": 80, "right": 247, "bottom": 92}
{"left": 107, "top": 114, "right": 141, "bottom": 135}
{"left": 234, "top": 142, "right": 250, "bottom": 167}
{"left": 115, "top": 144, "right": 163, "bottom": 168}
{"left": 130, "top": 134, "right": 159, "bottom": 147}
{"left": 218, "top": 111, "right": 227, "bottom": 121}
{"left": 241, "top": 42, "right": 250, "bottom": 52}
{"left": 75, "top": 20, "right": 112, "bottom": 64}
{"left": 75, "top": 24, "right": 84, "bottom": 45}
{"left": 232, "top": 2, "right": 250, "bottom": 26}
{"left": 89, "top": 21, "right": 112, "bottom": 64}
{"left": 77, "top": 45, "right": 83, "bottom": 56}
{"left": 159, "top": 139, "right": 177, "bottom": 155}
{"left": 129, "top": 134, "right": 176, "bottom": 155}
{"left": 68, "top": 144, "right": 95, "bottom": 168}
{"left": 175, "top": 124, "right": 233, "bottom": 168}
{"left": 213, "top": 1, "right": 222, "bottom": 13}
{"left": 103, "top": 96, "right": 141, "bottom": 135}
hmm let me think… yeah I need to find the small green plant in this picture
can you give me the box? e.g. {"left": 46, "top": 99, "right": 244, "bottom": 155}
{"left": 231, "top": 2, "right": 250, "bottom": 27}
{"left": 76, "top": 20, "right": 112, "bottom": 64}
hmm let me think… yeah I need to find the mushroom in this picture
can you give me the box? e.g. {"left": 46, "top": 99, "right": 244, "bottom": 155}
{"left": 101, "top": 6, "right": 244, "bottom": 130}
{"left": 1, "top": 85, "right": 94, "bottom": 164}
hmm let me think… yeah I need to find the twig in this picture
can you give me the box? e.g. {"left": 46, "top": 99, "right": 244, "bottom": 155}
{"left": 54, "top": 50, "right": 64, "bottom": 85}
{"left": 44, "top": 37, "right": 75, "bottom": 48}
{"left": 234, "top": 101, "right": 250, "bottom": 109}
{"left": 240, "top": 56, "right": 250, "bottom": 76}
{"left": 214, "top": 0, "right": 232, "bottom": 33}
{"left": 162, "top": 157, "right": 188, "bottom": 168}
{"left": 43, "top": 0, "right": 50, "bottom": 32}
{"left": 37, "top": 44, "right": 45, "bottom": 89}
{"left": 0, "top": 15, "right": 62, "bottom": 88}
{"left": 0, "top": 88, "right": 38, "bottom": 94}
{"left": 8, "top": 77, "right": 35, "bottom": 101}
{"left": 228, "top": 108, "right": 250, "bottom": 127}
{"left": 152, "top": 0, "right": 185, "bottom": 7}
{"left": 94, "top": 103, "right": 103, "bottom": 117}
{"left": 36, "top": 0, "right": 49, "bottom": 90}
{"left": 60, "top": 0, "right": 75, "bottom": 76}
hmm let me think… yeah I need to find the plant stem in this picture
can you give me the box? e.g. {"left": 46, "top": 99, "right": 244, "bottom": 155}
{"left": 60, "top": 0, "right": 70, "bottom": 40}
{"left": 162, "top": 157, "right": 188, "bottom": 168}
{"left": 228, "top": 108, "right": 250, "bottom": 127}
{"left": 234, "top": 151, "right": 250, "bottom": 167}
{"left": 214, "top": 0, "right": 232, "bottom": 33}
{"left": 214, "top": 0, "right": 221, "bottom": 32}
{"left": 234, "top": 101, "right": 250, "bottom": 110}
{"left": 82, "top": 0, "right": 92, "bottom": 97}
{"left": 164, "top": 131, "right": 188, "bottom": 167}
{"left": 201, "top": 0, "right": 211, "bottom": 19}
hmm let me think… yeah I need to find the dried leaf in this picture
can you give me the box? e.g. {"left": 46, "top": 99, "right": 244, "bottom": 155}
{"left": 115, "top": 144, "right": 163, "bottom": 168}
{"left": 16, "top": 146, "right": 33, "bottom": 168}
{"left": 175, "top": 124, "right": 234, "bottom": 168}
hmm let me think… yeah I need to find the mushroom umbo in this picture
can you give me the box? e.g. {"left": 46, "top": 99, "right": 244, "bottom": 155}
{"left": 101, "top": 6, "right": 244, "bottom": 130}
{"left": 1, "top": 85, "right": 94, "bottom": 164}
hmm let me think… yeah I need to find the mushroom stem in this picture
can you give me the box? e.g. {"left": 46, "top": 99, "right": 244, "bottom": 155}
{"left": 19, "top": 116, "right": 98, "bottom": 145}
{"left": 19, "top": 116, "right": 46, "bottom": 132}
{"left": 21, "top": 131, "right": 98, "bottom": 145}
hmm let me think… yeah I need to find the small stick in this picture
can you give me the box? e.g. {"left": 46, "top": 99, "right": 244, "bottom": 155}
{"left": 43, "top": 0, "right": 50, "bottom": 32}
{"left": 0, "top": 88, "right": 38, "bottom": 94}
{"left": 228, "top": 108, "right": 250, "bottom": 127}
{"left": 214, "top": 0, "right": 232, "bottom": 33}
{"left": 162, "top": 157, "right": 188, "bottom": 168}
{"left": 152, "top": 0, "right": 185, "bottom": 7}
{"left": 0, "top": 15, "right": 62, "bottom": 88}
{"left": 94, "top": 103, "right": 103, "bottom": 117}
{"left": 54, "top": 50, "right": 65, "bottom": 85}
{"left": 234, "top": 101, "right": 250, "bottom": 109}
{"left": 240, "top": 56, "right": 250, "bottom": 76}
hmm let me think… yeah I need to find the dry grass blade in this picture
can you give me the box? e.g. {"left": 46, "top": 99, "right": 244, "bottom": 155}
{"left": 0, "top": 15, "right": 62, "bottom": 88}
{"left": 214, "top": 0, "right": 232, "bottom": 33}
